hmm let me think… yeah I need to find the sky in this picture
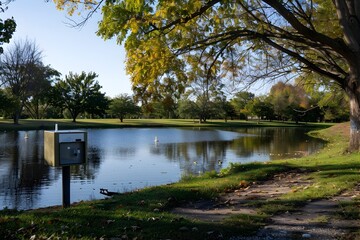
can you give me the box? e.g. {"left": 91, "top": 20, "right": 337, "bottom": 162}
{"left": 2, "top": 0, "right": 272, "bottom": 99}
{"left": 2, "top": 0, "right": 132, "bottom": 98}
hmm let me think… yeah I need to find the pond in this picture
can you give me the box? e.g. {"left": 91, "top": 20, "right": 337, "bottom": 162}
{"left": 0, "top": 127, "right": 324, "bottom": 210}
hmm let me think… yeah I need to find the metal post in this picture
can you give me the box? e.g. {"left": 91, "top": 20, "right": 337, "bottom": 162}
{"left": 62, "top": 166, "right": 71, "bottom": 208}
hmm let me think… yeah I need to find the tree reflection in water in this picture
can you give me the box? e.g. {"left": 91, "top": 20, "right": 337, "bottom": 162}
{"left": 0, "top": 127, "right": 324, "bottom": 210}
{"left": 0, "top": 131, "right": 101, "bottom": 210}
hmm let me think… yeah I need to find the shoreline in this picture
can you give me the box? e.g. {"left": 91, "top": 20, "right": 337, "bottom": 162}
{"left": 0, "top": 122, "right": 358, "bottom": 239}
{"left": 0, "top": 118, "right": 333, "bottom": 131}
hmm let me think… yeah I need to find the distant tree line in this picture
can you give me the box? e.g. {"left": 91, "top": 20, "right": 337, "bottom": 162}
{"left": 145, "top": 81, "right": 348, "bottom": 123}
{"left": 0, "top": 40, "right": 348, "bottom": 123}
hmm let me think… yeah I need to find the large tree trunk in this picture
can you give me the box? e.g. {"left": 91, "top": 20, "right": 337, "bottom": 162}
{"left": 347, "top": 87, "right": 360, "bottom": 152}
{"left": 345, "top": 69, "right": 360, "bottom": 152}
{"left": 335, "top": 0, "right": 360, "bottom": 151}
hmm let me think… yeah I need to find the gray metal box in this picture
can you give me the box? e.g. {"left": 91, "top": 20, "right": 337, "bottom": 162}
{"left": 44, "top": 130, "right": 87, "bottom": 167}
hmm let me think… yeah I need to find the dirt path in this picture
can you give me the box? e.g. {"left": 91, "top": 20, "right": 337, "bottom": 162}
{"left": 171, "top": 170, "right": 360, "bottom": 239}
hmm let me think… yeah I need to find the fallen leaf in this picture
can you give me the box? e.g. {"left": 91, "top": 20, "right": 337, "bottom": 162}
{"left": 106, "top": 219, "right": 115, "bottom": 224}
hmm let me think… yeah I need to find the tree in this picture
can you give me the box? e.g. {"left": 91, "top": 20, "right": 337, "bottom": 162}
{"left": 55, "top": 0, "right": 360, "bottom": 151}
{"left": 0, "top": 1, "right": 16, "bottom": 53}
{"left": 0, "top": 88, "right": 16, "bottom": 116}
{"left": 315, "top": 87, "right": 350, "bottom": 122}
{"left": 213, "top": 96, "right": 237, "bottom": 122}
{"left": 177, "top": 98, "right": 199, "bottom": 120}
{"left": 51, "top": 71, "right": 107, "bottom": 122}
{"left": 246, "top": 96, "right": 274, "bottom": 122}
{"left": 108, "top": 94, "right": 140, "bottom": 122}
{"left": 183, "top": 51, "right": 226, "bottom": 123}
{"left": 85, "top": 92, "right": 109, "bottom": 118}
{"left": 0, "top": 39, "right": 59, "bottom": 123}
{"left": 268, "top": 82, "right": 309, "bottom": 122}
{"left": 230, "top": 91, "right": 255, "bottom": 119}
{"left": 300, "top": 75, "right": 349, "bottom": 122}
{"left": 22, "top": 65, "right": 60, "bottom": 119}
{"left": 133, "top": 76, "right": 182, "bottom": 118}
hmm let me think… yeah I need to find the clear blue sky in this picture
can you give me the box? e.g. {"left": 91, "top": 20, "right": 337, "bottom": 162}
{"left": 2, "top": 0, "right": 132, "bottom": 97}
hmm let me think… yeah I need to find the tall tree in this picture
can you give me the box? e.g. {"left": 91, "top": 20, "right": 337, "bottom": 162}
{"left": 184, "top": 50, "right": 226, "bottom": 122}
{"left": 0, "top": 39, "right": 58, "bottom": 123}
{"left": 133, "top": 76, "right": 183, "bottom": 118}
{"left": 108, "top": 94, "right": 140, "bottom": 122}
{"left": 55, "top": 0, "right": 360, "bottom": 151}
{"left": 51, "top": 71, "right": 107, "bottom": 122}
{"left": 23, "top": 65, "right": 60, "bottom": 119}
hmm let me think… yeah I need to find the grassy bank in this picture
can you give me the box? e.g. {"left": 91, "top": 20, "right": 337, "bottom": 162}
{"left": 0, "top": 122, "right": 359, "bottom": 239}
{"left": 0, "top": 118, "right": 332, "bottom": 131}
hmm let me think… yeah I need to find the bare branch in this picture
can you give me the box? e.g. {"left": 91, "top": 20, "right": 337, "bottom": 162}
{"left": 149, "top": 0, "right": 221, "bottom": 33}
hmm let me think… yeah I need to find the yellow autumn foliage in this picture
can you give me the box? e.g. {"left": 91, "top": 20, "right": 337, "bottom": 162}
{"left": 52, "top": 0, "right": 97, "bottom": 16}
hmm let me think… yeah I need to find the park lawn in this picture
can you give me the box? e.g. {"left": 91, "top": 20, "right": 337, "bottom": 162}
{"left": 0, "top": 118, "right": 333, "bottom": 131}
{"left": 0, "top": 122, "right": 359, "bottom": 239}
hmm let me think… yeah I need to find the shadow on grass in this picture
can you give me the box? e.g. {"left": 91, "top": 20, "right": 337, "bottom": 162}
{"left": 0, "top": 201, "right": 256, "bottom": 239}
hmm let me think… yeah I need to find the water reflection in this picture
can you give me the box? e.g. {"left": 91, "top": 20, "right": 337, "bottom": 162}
{"left": 0, "top": 131, "right": 56, "bottom": 210}
{"left": 0, "top": 127, "right": 324, "bottom": 210}
{"left": 231, "top": 128, "right": 322, "bottom": 159}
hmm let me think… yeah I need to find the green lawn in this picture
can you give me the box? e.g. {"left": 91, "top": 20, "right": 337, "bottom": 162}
{"left": 0, "top": 121, "right": 358, "bottom": 239}
{"left": 0, "top": 118, "right": 333, "bottom": 131}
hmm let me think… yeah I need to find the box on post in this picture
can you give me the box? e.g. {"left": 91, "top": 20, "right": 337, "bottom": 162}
{"left": 44, "top": 130, "right": 87, "bottom": 167}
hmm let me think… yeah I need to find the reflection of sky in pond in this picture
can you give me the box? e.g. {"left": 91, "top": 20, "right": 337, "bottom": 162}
{"left": 0, "top": 127, "right": 324, "bottom": 210}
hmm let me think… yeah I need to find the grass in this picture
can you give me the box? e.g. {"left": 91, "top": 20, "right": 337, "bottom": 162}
{"left": 0, "top": 121, "right": 359, "bottom": 239}
{"left": 0, "top": 118, "right": 333, "bottom": 131}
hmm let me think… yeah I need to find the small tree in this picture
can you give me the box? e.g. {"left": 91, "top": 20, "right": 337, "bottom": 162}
{"left": 51, "top": 71, "right": 107, "bottom": 122}
{"left": 108, "top": 94, "right": 140, "bottom": 122}
{"left": 0, "top": 39, "right": 58, "bottom": 123}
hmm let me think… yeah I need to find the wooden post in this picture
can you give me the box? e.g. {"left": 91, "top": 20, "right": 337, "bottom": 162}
{"left": 62, "top": 166, "right": 71, "bottom": 208}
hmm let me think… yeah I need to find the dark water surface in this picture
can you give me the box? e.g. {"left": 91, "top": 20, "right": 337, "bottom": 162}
{"left": 0, "top": 127, "right": 324, "bottom": 210}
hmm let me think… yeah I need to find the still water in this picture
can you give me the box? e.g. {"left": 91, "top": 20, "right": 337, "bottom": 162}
{"left": 0, "top": 127, "right": 324, "bottom": 210}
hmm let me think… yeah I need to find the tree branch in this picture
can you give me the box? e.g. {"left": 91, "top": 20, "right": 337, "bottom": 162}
{"left": 149, "top": 0, "right": 220, "bottom": 33}
{"left": 258, "top": 33, "right": 345, "bottom": 84}
{"left": 333, "top": 0, "right": 360, "bottom": 52}
{"left": 263, "top": 0, "right": 355, "bottom": 62}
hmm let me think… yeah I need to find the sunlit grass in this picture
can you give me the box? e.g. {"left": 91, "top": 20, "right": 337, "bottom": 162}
{"left": 0, "top": 118, "right": 333, "bottom": 131}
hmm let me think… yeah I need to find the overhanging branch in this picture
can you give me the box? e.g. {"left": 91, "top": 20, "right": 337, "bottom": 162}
{"left": 263, "top": 0, "right": 355, "bottom": 62}
{"left": 259, "top": 34, "right": 345, "bottom": 84}
{"left": 149, "top": 0, "right": 221, "bottom": 33}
